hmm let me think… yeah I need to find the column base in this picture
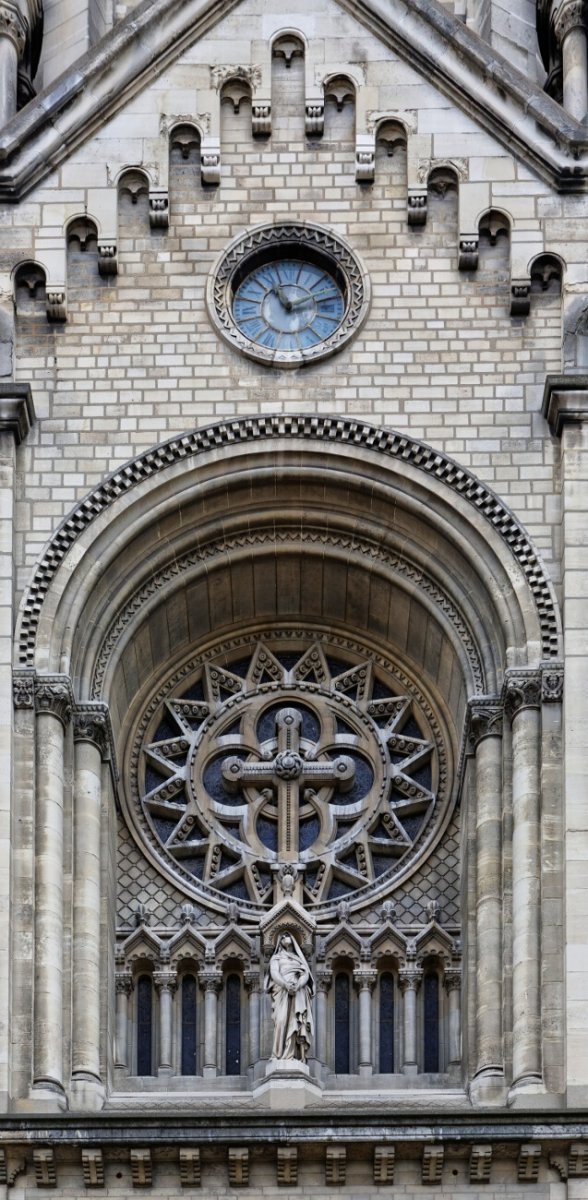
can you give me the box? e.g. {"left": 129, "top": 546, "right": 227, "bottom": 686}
{"left": 469, "top": 1069, "right": 507, "bottom": 1108}
{"left": 69, "top": 1075, "right": 105, "bottom": 1112}
{"left": 253, "top": 1058, "right": 323, "bottom": 1109}
{"left": 402, "top": 1063, "right": 418, "bottom": 1077}
{"left": 359, "top": 1064, "right": 373, "bottom": 1079}
{"left": 507, "top": 1075, "right": 547, "bottom": 1108}
{"left": 202, "top": 1066, "right": 218, "bottom": 1079}
{"left": 23, "top": 1081, "right": 68, "bottom": 1112}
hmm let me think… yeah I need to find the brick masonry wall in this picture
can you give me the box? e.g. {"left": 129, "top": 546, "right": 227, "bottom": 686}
{"left": 5, "top": 0, "right": 575, "bottom": 602}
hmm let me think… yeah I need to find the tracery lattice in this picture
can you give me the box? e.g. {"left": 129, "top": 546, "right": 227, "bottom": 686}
{"left": 129, "top": 637, "right": 451, "bottom": 911}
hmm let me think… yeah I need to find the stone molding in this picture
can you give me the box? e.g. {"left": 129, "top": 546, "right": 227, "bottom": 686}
{"left": 16, "top": 415, "right": 560, "bottom": 669}
{"left": 542, "top": 373, "right": 588, "bottom": 435}
{"left": 542, "top": 664, "right": 564, "bottom": 702}
{"left": 0, "top": 382, "right": 35, "bottom": 444}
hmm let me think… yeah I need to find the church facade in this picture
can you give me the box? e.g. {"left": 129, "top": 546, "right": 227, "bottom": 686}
{"left": 1, "top": 0, "right": 588, "bottom": 1195}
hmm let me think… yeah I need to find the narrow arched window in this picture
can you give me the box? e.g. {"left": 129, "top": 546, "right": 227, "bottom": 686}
{"left": 226, "top": 973, "right": 241, "bottom": 1075}
{"left": 181, "top": 974, "right": 197, "bottom": 1075}
{"left": 334, "top": 973, "right": 350, "bottom": 1073}
{"left": 136, "top": 974, "right": 153, "bottom": 1076}
{"left": 423, "top": 971, "right": 440, "bottom": 1072}
{"left": 379, "top": 972, "right": 395, "bottom": 1073}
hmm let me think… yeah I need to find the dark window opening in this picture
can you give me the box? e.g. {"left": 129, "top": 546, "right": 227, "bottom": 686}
{"left": 379, "top": 972, "right": 395, "bottom": 1073}
{"left": 424, "top": 971, "right": 440, "bottom": 1072}
{"left": 137, "top": 975, "right": 153, "bottom": 1076}
{"left": 226, "top": 973, "right": 241, "bottom": 1075}
{"left": 181, "top": 974, "right": 197, "bottom": 1075}
{"left": 334, "top": 973, "right": 350, "bottom": 1073}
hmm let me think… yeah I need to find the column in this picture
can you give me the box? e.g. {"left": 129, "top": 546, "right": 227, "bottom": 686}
{"left": 468, "top": 701, "right": 504, "bottom": 1086}
{"left": 505, "top": 671, "right": 543, "bottom": 1093}
{"left": 115, "top": 972, "right": 133, "bottom": 1069}
{"left": 314, "top": 970, "right": 331, "bottom": 1067}
{"left": 154, "top": 970, "right": 177, "bottom": 1073}
{"left": 32, "top": 675, "right": 73, "bottom": 1105}
{"left": 353, "top": 966, "right": 377, "bottom": 1076}
{"left": 71, "top": 705, "right": 110, "bottom": 1109}
{"left": 544, "top": 377, "right": 588, "bottom": 1105}
{"left": 199, "top": 969, "right": 222, "bottom": 1077}
{"left": 0, "top": 385, "right": 34, "bottom": 1109}
{"left": 555, "top": 1, "right": 588, "bottom": 121}
{"left": 444, "top": 971, "right": 462, "bottom": 1066}
{"left": 244, "top": 970, "right": 261, "bottom": 1067}
{"left": 0, "top": 5, "right": 26, "bottom": 127}
{"left": 399, "top": 967, "right": 421, "bottom": 1075}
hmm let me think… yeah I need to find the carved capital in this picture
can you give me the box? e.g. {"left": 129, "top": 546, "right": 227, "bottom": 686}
{"left": 407, "top": 190, "right": 427, "bottom": 226}
{"left": 46, "top": 289, "right": 67, "bottom": 322}
{"left": 0, "top": 4, "right": 27, "bottom": 56}
{"left": 149, "top": 193, "right": 169, "bottom": 229}
{"left": 73, "top": 702, "right": 111, "bottom": 759}
{"left": 398, "top": 968, "right": 422, "bottom": 994}
{"left": 503, "top": 670, "right": 542, "bottom": 720}
{"left": 97, "top": 243, "right": 118, "bottom": 276}
{"left": 153, "top": 970, "right": 177, "bottom": 994}
{"left": 459, "top": 234, "right": 479, "bottom": 271}
{"left": 353, "top": 967, "right": 378, "bottom": 992}
{"left": 443, "top": 969, "right": 462, "bottom": 993}
{"left": 252, "top": 103, "right": 271, "bottom": 136}
{"left": 305, "top": 101, "right": 324, "bottom": 136}
{"left": 316, "top": 968, "right": 332, "bottom": 993}
{"left": 198, "top": 969, "right": 222, "bottom": 994}
{"left": 466, "top": 698, "right": 503, "bottom": 752}
{"left": 554, "top": 0, "right": 587, "bottom": 43}
{"left": 244, "top": 969, "right": 261, "bottom": 993}
{"left": 12, "top": 669, "right": 35, "bottom": 708}
{"left": 542, "top": 664, "right": 564, "bottom": 702}
{"left": 34, "top": 675, "right": 73, "bottom": 728}
{"left": 115, "top": 971, "right": 134, "bottom": 996}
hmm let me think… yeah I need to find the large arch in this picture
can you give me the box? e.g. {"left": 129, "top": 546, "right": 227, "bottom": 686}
{"left": 11, "top": 418, "right": 563, "bottom": 1112}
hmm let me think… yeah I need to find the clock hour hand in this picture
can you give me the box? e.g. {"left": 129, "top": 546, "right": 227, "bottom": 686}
{"left": 288, "top": 288, "right": 337, "bottom": 309}
{"left": 271, "top": 285, "right": 293, "bottom": 311}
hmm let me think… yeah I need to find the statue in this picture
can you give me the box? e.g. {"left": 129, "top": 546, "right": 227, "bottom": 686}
{"left": 265, "top": 933, "right": 314, "bottom": 1063}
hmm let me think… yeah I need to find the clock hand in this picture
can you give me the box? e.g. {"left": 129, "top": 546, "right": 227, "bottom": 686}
{"left": 271, "top": 285, "right": 293, "bottom": 311}
{"left": 288, "top": 288, "right": 339, "bottom": 309}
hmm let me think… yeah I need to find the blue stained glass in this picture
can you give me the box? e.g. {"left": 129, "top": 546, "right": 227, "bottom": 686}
{"left": 424, "top": 972, "right": 440, "bottom": 1072}
{"left": 257, "top": 702, "right": 320, "bottom": 743}
{"left": 226, "top": 974, "right": 241, "bottom": 1075}
{"left": 257, "top": 816, "right": 278, "bottom": 850}
{"left": 299, "top": 815, "right": 321, "bottom": 851}
{"left": 379, "top": 974, "right": 395, "bottom": 1072}
{"left": 203, "top": 753, "right": 247, "bottom": 805}
{"left": 335, "top": 974, "right": 350, "bottom": 1073}
{"left": 181, "top": 975, "right": 197, "bottom": 1075}
{"left": 136, "top": 975, "right": 153, "bottom": 1076}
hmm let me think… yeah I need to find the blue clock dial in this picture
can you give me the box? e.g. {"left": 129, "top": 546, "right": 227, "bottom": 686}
{"left": 233, "top": 259, "right": 346, "bottom": 351}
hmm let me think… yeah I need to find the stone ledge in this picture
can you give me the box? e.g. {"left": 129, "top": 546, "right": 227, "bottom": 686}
{"left": 0, "top": 382, "right": 35, "bottom": 444}
{"left": 542, "top": 374, "right": 588, "bottom": 436}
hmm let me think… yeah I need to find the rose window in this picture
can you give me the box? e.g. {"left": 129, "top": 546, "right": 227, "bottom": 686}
{"left": 131, "top": 639, "right": 449, "bottom": 909}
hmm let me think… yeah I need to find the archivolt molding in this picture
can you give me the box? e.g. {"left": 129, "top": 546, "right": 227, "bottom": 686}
{"left": 90, "top": 525, "right": 485, "bottom": 698}
{"left": 16, "top": 416, "right": 561, "bottom": 669}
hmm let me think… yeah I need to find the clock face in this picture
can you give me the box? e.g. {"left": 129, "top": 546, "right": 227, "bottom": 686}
{"left": 232, "top": 260, "right": 346, "bottom": 352}
{"left": 207, "top": 223, "right": 370, "bottom": 368}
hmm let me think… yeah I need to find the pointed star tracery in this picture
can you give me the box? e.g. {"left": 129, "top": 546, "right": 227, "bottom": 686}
{"left": 139, "top": 640, "right": 439, "bottom": 907}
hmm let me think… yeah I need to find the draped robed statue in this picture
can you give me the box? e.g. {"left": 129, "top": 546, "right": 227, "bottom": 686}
{"left": 265, "top": 933, "right": 314, "bottom": 1063}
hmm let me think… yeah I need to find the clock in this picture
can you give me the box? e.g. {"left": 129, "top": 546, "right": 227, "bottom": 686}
{"left": 207, "top": 223, "right": 370, "bottom": 368}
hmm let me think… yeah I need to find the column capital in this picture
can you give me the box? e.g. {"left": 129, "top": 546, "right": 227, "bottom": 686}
{"left": 315, "top": 968, "right": 332, "bottom": 993}
{"left": 444, "top": 969, "right": 462, "bottom": 994}
{"left": 542, "top": 374, "right": 588, "bottom": 436}
{"left": 0, "top": 382, "right": 35, "bottom": 443}
{"left": 115, "top": 971, "right": 134, "bottom": 996}
{"left": 198, "top": 969, "right": 222, "bottom": 994}
{"left": 503, "top": 670, "right": 542, "bottom": 720}
{"left": 73, "top": 702, "right": 113, "bottom": 761}
{"left": 0, "top": 4, "right": 27, "bottom": 56}
{"left": 353, "top": 966, "right": 378, "bottom": 992}
{"left": 243, "top": 969, "right": 261, "bottom": 993}
{"left": 554, "top": 0, "right": 588, "bottom": 43}
{"left": 466, "top": 697, "right": 503, "bottom": 752}
{"left": 542, "top": 663, "right": 564, "bottom": 702}
{"left": 398, "top": 968, "right": 422, "bottom": 994}
{"left": 34, "top": 675, "right": 74, "bottom": 729}
{"left": 153, "top": 970, "right": 177, "bottom": 994}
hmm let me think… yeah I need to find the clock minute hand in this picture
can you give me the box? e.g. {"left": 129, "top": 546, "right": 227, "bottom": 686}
{"left": 288, "top": 288, "right": 338, "bottom": 309}
{"left": 272, "top": 285, "right": 293, "bottom": 311}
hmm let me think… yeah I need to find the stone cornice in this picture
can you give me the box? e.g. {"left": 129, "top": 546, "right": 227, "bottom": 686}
{"left": 542, "top": 374, "right": 588, "bottom": 436}
{"left": 0, "top": 382, "right": 35, "bottom": 444}
{"left": 0, "top": 0, "right": 586, "bottom": 198}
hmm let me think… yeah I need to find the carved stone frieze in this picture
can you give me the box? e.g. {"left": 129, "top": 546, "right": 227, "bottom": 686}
{"left": 34, "top": 675, "right": 73, "bottom": 729}
{"left": 503, "top": 670, "right": 542, "bottom": 720}
{"left": 12, "top": 669, "right": 35, "bottom": 708}
{"left": 17, "top": 417, "right": 560, "bottom": 668}
{"left": 466, "top": 698, "right": 503, "bottom": 753}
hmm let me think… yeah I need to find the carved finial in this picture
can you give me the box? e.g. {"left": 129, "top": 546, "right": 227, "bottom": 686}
{"left": 426, "top": 899, "right": 440, "bottom": 923}
{"left": 180, "top": 903, "right": 196, "bottom": 925}
{"left": 337, "top": 900, "right": 351, "bottom": 922}
{"left": 132, "top": 901, "right": 151, "bottom": 928}
{"left": 380, "top": 900, "right": 397, "bottom": 923}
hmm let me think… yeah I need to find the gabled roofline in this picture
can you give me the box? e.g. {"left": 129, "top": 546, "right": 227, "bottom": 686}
{"left": 0, "top": 0, "right": 585, "bottom": 200}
